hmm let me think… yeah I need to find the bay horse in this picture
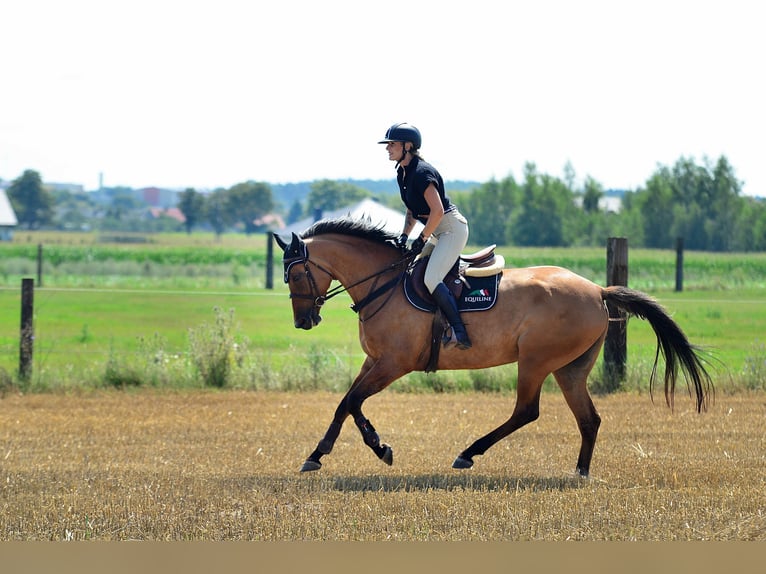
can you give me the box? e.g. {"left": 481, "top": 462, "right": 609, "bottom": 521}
{"left": 274, "top": 217, "right": 712, "bottom": 477}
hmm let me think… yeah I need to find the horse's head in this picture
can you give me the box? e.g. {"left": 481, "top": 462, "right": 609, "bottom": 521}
{"left": 274, "top": 232, "right": 330, "bottom": 330}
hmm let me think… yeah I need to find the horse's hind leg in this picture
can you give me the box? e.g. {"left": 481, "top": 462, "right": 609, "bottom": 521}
{"left": 453, "top": 366, "right": 546, "bottom": 469}
{"left": 553, "top": 337, "right": 604, "bottom": 477}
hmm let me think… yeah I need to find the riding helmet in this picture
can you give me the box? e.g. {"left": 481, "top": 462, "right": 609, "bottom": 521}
{"left": 378, "top": 123, "right": 422, "bottom": 149}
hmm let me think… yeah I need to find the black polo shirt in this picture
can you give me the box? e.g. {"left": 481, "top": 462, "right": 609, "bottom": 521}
{"left": 396, "top": 156, "right": 452, "bottom": 224}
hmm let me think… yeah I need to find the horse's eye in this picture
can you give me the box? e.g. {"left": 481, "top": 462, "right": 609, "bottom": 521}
{"left": 291, "top": 271, "right": 304, "bottom": 282}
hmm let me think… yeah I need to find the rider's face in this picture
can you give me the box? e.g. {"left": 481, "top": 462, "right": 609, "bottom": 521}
{"left": 386, "top": 141, "right": 405, "bottom": 162}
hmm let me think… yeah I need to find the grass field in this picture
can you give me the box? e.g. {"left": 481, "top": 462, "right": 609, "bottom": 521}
{"left": 1, "top": 390, "right": 764, "bottom": 541}
{"left": 1, "top": 231, "right": 765, "bottom": 393}
{"left": 1, "top": 286, "right": 764, "bottom": 393}
{"left": 4, "top": 231, "right": 766, "bottom": 291}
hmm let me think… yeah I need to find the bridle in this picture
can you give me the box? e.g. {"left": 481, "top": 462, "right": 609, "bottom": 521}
{"left": 283, "top": 242, "right": 416, "bottom": 321}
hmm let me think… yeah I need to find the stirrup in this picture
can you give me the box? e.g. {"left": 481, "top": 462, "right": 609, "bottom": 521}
{"left": 443, "top": 326, "right": 472, "bottom": 350}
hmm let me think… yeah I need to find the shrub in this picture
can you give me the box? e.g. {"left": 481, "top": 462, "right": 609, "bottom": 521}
{"left": 103, "top": 349, "right": 144, "bottom": 388}
{"left": 0, "top": 367, "right": 15, "bottom": 397}
{"left": 469, "top": 366, "right": 517, "bottom": 393}
{"left": 741, "top": 341, "right": 766, "bottom": 390}
{"left": 188, "top": 307, "right": 248, "bottom": 388}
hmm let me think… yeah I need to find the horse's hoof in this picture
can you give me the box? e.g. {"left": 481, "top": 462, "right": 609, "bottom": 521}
{"left": 452, "top": 455, "right": 474, "bottom": 469}
{"left": 300, "top": 460, "right": 322, "bottom": 472}
{"left": 381, "top": 444, "right": 393, "bottom": 466}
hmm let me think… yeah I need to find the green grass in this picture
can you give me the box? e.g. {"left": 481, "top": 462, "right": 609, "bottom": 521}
{"left": 0, "top": 286, "right": 365, "bottom": 392}
{"left": 616, "top": 289, "right": 766, "bottom": 390}
{"left": 1, "top": 285, "right": 763, "bottom": 394}
{"left": 498, "top": 246, "right": 766, "bottom": 291}
{"left": 1, "top": 231, "right": 765, "bottom": 393}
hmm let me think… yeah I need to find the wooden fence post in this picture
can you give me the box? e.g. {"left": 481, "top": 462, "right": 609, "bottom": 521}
{"left": 37, "top": 244, "right": 44, "bottom": 287}
{"left": 19, "top": 278, "right": 35, "bottom": 380}
{"left": 265, "top": 232, "right": 274, "bottom": 290}
{"left": 675, "top": 237, "right": 684, "bottom": 292}
{"left": 604, "top": 237, "right": 628, "bottom": 389}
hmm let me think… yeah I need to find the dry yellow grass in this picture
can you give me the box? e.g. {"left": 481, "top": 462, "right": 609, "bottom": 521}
{"left": 1, "top": 390, "right": 764, "bottom": 540}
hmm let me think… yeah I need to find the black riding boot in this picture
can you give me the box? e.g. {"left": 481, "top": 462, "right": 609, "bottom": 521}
{"left": 432, "top": 283, "right": 472, "bottom": 350}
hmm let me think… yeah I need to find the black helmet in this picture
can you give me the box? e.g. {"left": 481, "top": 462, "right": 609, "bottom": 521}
{"left": 378, "top": 122, "right": 421, "bottom": 149}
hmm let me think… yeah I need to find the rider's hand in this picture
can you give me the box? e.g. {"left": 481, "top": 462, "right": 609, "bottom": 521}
{"left": 395, "top": 233, "right": 408, "bottom": 250}
{"left": 410, "top": 234, "right": 426, "bottom": 255}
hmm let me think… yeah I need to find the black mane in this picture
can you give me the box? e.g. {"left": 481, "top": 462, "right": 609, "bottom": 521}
{"left": 300, "top": 216, "right": 400, "bottom": 245}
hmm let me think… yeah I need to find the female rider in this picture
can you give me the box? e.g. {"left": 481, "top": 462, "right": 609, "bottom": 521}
{"left": 378, "top": 122, "right": 472, "bottom": 349}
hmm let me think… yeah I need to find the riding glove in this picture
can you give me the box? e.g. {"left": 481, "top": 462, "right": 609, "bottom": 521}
{"left": 395, "top": 233, "right": 408, "bottom": 250}
{"left": 410, "top": 234, "right": 426, "bottom": 255}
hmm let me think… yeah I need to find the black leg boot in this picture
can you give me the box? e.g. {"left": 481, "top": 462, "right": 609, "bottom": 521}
{"left": 431, "top": 283, "right": 472, "bottom": 350}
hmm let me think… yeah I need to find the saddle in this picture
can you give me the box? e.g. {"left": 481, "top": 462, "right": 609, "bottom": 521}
{"left": 406, "top": 244, "right": 505, "bottom": 308}
{"left": 403, "top": 245, "right": 505, "bottom": 373}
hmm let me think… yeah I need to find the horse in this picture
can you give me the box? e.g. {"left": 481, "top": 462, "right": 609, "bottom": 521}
{"left": 273, "top": 217, "right": 712, "bottom": 477}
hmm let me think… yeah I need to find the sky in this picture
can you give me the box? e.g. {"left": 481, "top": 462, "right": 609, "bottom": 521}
{"left": 1, "top": 0, "right": 764, "bottom": 196}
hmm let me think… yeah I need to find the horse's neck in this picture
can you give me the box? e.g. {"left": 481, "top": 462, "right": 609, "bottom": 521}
{"left": 311, "top": 237, "right": 399, "bottom": 287}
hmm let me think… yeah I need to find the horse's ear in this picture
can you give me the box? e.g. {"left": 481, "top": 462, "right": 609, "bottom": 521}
{"left": 280, "top": 232, "right": 305, "bottom": 260}
{"left": 273, "top": 233, "right": 288, "bottom": 252}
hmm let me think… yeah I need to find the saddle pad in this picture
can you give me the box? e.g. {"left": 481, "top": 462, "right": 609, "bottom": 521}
{"left": 404, "top": 272, "right": 500, "bottom": 313}
{"left": 464, "top": 254, "right": 506, "bottom": 277}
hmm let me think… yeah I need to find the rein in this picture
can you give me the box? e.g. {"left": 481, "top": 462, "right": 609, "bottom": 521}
{"left": 286, "top": 246, "right": 416, "bottom": 320}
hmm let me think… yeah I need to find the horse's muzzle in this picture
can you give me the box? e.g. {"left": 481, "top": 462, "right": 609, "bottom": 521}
{"left": 295, "top": 312, "right": 322, "bottom": 330}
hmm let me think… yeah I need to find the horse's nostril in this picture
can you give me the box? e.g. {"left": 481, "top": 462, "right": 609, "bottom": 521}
{"left": 295, "top": 316, "right": 314, "bottom": 330}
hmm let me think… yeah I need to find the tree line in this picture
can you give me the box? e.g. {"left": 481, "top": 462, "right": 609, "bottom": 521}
{"left": 455, "top": 156, "right": 765, "bottom": 251}
{"left": 4, "top": 154, "right": 765, "bottom": 251}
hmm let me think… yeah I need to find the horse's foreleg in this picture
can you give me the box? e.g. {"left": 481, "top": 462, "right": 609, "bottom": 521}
{"left": 353, "top": 415, "right": 393, "bottom": 465}
{"left": 300, "top": 419, "right": 345, "bottom": 472}
{"left": 346, "top": 357, "right": 407, "bottom": 467}
{"left": 346, "top": 360, "right": 405, "bottom": 466}
{"left": 299, "top": 358, "right": 376, "bottom": 472}
{"left": 301, "top": 413, "right": 393, "bottom": 470}
{"left": 300, "top": 357, "right": 403, "bottom": 471}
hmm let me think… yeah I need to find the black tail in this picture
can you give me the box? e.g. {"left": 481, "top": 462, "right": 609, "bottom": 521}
{"left": 602, "top": 286, "right": 713, "bottom": 412}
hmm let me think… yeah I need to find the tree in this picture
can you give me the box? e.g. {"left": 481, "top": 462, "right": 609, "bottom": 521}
{"left": 638, "top": 168, "right": 675, "bottom": 248}
{"left": 204, "top": 188, "right": 232, "bottom": 238}
{"left": 7, "top": 169, "right": 54, "bottom": 229}
{"left": 734, "top": 198, "right": 766, "bottom": 251}
{"left": 49, "top": 189, "right": 100, "bottom": 231}
{"left": 286, "top": 199, "right": 304, "bottom": 224}
{"left": 178, "top": 188, "right": 205, "bottom": 234}
{"left": 509, "top": 163, "right": 576, "bottom": 246}
{"left": 226, "top": 181, "right": 274, "bottom": 234}
{"left": 633, "top": 155, "right": 744, "bottom": 250}
{"left": 706, "top": 156, "right": 742, "bottom": 251}
{"left": 305, "top": 179, "right": 370, "bottom": 217}
{"left": 581, "top": 176, "right": 604, "bottom": 214}
{"left": 460, "top": 177, "right": 519, "bottom": 246}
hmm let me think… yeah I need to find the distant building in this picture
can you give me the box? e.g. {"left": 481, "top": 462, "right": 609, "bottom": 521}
{"left": 148, "top": 206, "right": 186, "bottom": 223}
{"left": 254, "top": 213, "right": 285, "bottom": 230}
{"left": 45, "top": 182, "right": 85, "bottom": 194}
{"left": 574, "top": 194, "right": 623, "bottom": 213}
{"left": 139, "top": 187, "right": 180, "bottom": 208}
{"left": 0, "top": 188, "right": 19, "bottom": 240}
